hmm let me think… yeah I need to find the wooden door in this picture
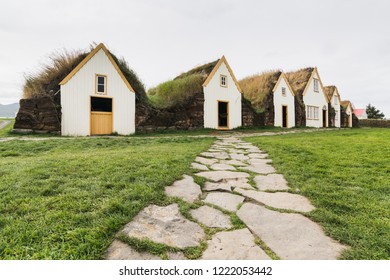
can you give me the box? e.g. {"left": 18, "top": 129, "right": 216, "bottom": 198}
{"left": 218, "top": 101, "right": 229, "bottom": 129}
{"left": 282, "top": 105, "right": 288, "bottom": 128}
{"left": 90, "top": 96, "right": 113, "bottom": 135}
{"left": 322, "top": 110, "right": 327, "bottom": 127}
{"left": 91, "top": 112, "right": 112, "bottom": 135}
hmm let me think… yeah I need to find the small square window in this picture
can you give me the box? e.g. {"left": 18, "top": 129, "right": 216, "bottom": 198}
{"left": 220, "top": 75, "right": 227, "bottom": 87}
{"left": 96, "top": 75, "right": 106, "bottom": 94}
{"left": 313, "top": 79, "right": 319, "bottom": 92}
{"left": 334, "top": 95, "right": 338, "bottom": 105}
{"left": 282, "top": 87, "right": 286, "bottom": 96}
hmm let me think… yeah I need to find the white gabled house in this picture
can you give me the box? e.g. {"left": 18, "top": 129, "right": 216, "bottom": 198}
{"left": 287, "top": 67, "right": 329, "bottom": 128}
{"left": 239, "top": 71, "right": 295, "bottom": 128}
{"left": 272, "top": 72, "right": 296, "bottom": 128}
{"left": 60, "top": 43, "right": 136, "bottom": 136}
{"left": 203, "top": 56, "right": 242, "bottom": 130}
{"left": 341, "top": 100, "right": 354, "bottom": 127}
{"left": 324, "top": 86, "right": 341, "bottom": 128}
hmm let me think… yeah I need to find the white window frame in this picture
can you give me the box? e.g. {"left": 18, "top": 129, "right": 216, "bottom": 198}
{"left": 307, "top": 105, "right": 319, "bottom": 120}
{"left": 335, "top": 110, "right": 339, "bottom": 121}
{"left": 220, "top": 75, "right": 227, "bottom": 88}
{"left": 313, "top": 79, "right": 319, "bottom": 92}
{"left": 282, "top": 87, "right": 286, "bottom": 96}
{"left": 96, "top": 74, "right": 107, "bottom": 95}
{"left": 334, "top": 95, "right": 338, "bottom": 105}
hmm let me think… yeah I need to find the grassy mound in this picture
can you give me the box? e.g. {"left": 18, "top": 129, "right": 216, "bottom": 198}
{"left": 239, "top": 71, "right": 282, "bottom": 113}
{"left": 147, "top": 60, "right": 218, "bottom": 109}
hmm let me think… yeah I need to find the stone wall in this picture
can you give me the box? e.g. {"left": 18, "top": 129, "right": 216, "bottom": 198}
{"left": 241, "top": 98, "right": 264, "bottom": 127}
{"left": 13, "top": 95, "right": 61, "bottom": 133}
{"left": 135, "top": 93, "right": 205, "bottom": 132}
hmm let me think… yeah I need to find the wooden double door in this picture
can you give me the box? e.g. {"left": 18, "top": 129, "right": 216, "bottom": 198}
{"left": 90, "top": 97, "right": 113, "bottom": 135}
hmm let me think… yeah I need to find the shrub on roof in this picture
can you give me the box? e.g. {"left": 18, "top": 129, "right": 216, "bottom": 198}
{"left": 147, "top": 74, "right": 205, "bottom": 109}
{"left": 23, "top": 49, "right": 88, "bottom": 99}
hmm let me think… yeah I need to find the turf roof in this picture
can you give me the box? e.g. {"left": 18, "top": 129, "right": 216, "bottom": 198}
{"left": 286, "top": 67, "right": 314, "bottom": 96}
{"left": 23, "top": 44, "right": 146, "bottom": 102}
{"left": 147, "top": 59, "right": 219, "bottom": 108}
{"left": 239, "top": 70, "right": 282, "bottom": 112}
{"left": 324, "top": 85, "right": 337, "bottom": 101}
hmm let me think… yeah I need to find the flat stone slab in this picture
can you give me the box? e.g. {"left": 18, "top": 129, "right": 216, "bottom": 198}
{"left": 196, "top": 171, "right": 250, "bottom": 182}
{"left": 122, "top": 204, "right": 205, "bottom": 249}
{"left": 204, "top": 192, "right": 245, "bottom": 212}
{"left": 201, "top": 229, "right": 270, "bottom": 260}
{"left": 165, "top": 175, "right": 202, "bottom": 202}
{"left": 191, "top": 162, "right": 209, "bottom": 171}
{"left": 105, "top": 240, "right": 161, "bottom": 260}
{"left": 248, "top": 153, "right": 268, "bottom": 159}
{"left": 220, "top": 159, "right": 248, "bottom": 167}
{"left": 210, "top": 163, "right": 236, "bottom": 171}
{"left": 237, "top": 203, "right": 346, "bottom": 260}
{"left": 246, "top": 147, "right": 262, "bottom": 153}
{"left": 235, "top": 188, "right": 315, "bottom": 212}
{"left": 248, "top": 158, "right": 272, "bottom": 165}
{"left": 204, "top": 179, "right": 254, "bottom": 191}
{"left": 229, "top": 148, "right": 247, "bottom": 154}
{"left": 200, "top": 151, "right": 229, "bottom": 160}
{"left": 195, "top": 156, "right": 218, "bottom": 166}
{"left": 254, "top": 174, "right": 290, "bottom": 191}
{"left": 230, "top": 153, "right": 249, "bottom": 161}
{"left": 242, "top": 164, "right": 276, "bottom": 174}
{"left": 190, "top": 206, "right": 232, "bottom": 228}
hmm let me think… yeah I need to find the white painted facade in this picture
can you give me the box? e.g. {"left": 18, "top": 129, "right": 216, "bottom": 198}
{"left": 273, "top": 74, "right": 295, "bottom": 128}
{"left": 345, "top": 103, "right": 353, "bottom": 127}
{"left": 60, "top": 45, "right": 135, "bottom": 136}
{"left": 329, "top": 88, "right": 341, "bottom": 128}
{"left": 303, "top": 70, "right": 329, "bottom": 128}
{"left": 203, "top": 58, "right": 242, "bottom": 129}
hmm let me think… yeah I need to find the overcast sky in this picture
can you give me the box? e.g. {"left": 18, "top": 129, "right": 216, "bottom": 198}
{"left": 0, "top": 0, "right": 389, "bottom": 117}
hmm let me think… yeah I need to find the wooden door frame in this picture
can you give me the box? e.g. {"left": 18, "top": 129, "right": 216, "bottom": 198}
{"left": 282, "top": 105, "right": 288, "bottom": 128}
{"left": 90, "top": 95, "right": 114, "bottom": 135}
{"left": 322, "top": 109, "right": 327, "bottom": 127}
{"left": 217, "top": 100, "right": 229, "bottom": 130}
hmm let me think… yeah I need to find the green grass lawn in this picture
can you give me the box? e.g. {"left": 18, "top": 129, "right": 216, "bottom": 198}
{"left": 0, "top": 136, "right": 214, "bottom": 259}
{"left": 0, "top": 119, "right": 15, "bottom": 137}
{"left": 245, "top": 128, "right": 390, "bottom": 260}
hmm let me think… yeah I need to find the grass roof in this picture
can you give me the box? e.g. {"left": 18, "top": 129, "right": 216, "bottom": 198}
{"left": 341, "top": 100, "right": 352, "bottom": 109}
{"left": 147, "top": 60, "right": 219, "bottom": 109}
{"left": 324, "top": 85, "right": 336, "bottom": 100}
{"left": 239, "top": 70, "right": 282, "bottom": 112}
{"left": 23, "top": 44, "right": 146, "bottom": 102}
{"left": 286, "top": 67, "right": 314, "bottom": 96}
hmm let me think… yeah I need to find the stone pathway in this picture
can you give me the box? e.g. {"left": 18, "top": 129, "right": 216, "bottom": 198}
{"left": 105, "top": 136, "right": 346, "bottom": 260}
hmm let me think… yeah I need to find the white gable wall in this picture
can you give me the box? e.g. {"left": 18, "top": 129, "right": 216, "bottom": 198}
{"left": 61, "top": 49, "right": 135, "bottom": 136}
{"left": 330, "top": 90, "right": 341, "bottom": 128}
{"left": 203, "top": 62, "right": 242, "bottom": 129}
{"left": 273, "top": 76, "right": 295, "bottom": 128}
{"left": 345, "top": 105, "right": 353, "bottom": 127}
{"left": 303, "top": 72, "right": 328, "bottom": 127}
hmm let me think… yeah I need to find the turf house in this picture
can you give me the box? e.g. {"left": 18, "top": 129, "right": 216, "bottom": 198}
{"left": 14, "top": 43, "right": 146, "bottom": 135}
{"left": 286, "top": 67, "right": 329, "bottom": 128}
{"left": 145, "top": 56, "right": 243, "bottom": 130}
{"left": 239, "top": 71, "right": 296, "bottom": 128}
{"left": 324, "top": 85, "right": 341, "bottom": 128}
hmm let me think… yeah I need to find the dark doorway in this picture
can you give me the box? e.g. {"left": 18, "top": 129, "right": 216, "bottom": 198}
{"left": 91, "top": 97, "right": 112, "bottom": 112}
{"left": 282, "top": 105, "right": 288, "bottom": 128}
{"left": 218, "top": 101, "right": 228, "bottom": 128}
{"left": 322, "top": 109, "right": 327, "bottom": 127}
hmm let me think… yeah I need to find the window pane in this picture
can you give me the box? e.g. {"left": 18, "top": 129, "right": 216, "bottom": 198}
{"left": 98, "top": 84, "right": 105, "bottom": 93}
{"left": 98, "top": 76, "right": 105, "bottom": 85}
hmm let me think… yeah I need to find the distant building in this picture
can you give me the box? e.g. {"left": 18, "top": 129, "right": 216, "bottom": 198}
{"left": 354, "top": 109, "right": 367, "bottom": 120}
